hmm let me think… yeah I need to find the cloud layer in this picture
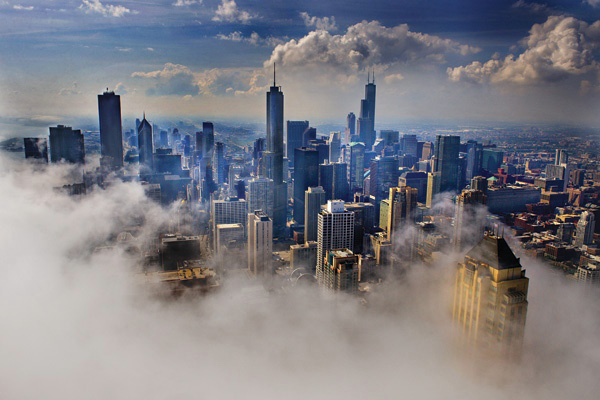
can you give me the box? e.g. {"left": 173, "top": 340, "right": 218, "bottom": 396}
{"left": 448, "top": 16, "right": 600, "bottom": 85}
{"left": 212, "top": 0, "right": 252, "bottom": 23}
{"left": 79, "top": 0, "right": 131, "bottom": 18}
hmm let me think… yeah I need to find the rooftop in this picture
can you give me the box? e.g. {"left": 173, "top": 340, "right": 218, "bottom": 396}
{"left": 466, "top": 234, "right": 521, "bottom": 270}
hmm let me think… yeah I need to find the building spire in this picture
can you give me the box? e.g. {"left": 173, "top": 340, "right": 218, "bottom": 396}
{"left": 372, "top": 67, "right": 375, "bottom": 84}
{"left": 273, "top": 62, "right": 276, "bottom": 86}
{"left": 143, "top": 111, "right": 145, "bottom": 120}
{"left": 368, "top": 69, "right": 370, "bottom": 83}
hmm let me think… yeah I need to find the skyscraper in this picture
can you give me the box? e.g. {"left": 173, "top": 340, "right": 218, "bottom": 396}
{"left": 316, "top": 200, "right": 354, "bottom": 277}
{"left": 369, "top": 156, "right": 399, "bottom": 203}
{"left": 453, "top": 189, "right": 487, "bottom": 249}
{"left": 49, "top": 125, "right": 85, "bottom": 164}
{"left": 401, "top": 134, "right": 418, "bottom": 157}
{"left": 202, "top": 122, "right": 214, "bottom": 157}
{"left": 248, "top": 210, "right": 273, "bottom": 275}
{"left": 453, "top": 232, "right": 529, "bottom": 359}
{"left": 381, "top": 186, "right": 417, "bottom": 239}
{"left": 318, "top": 249, "right": 360, "bottom": 293}
{"left": 212, "top": 142, "right": 225, "bottom": 184}
{"left": 304, "top": 186, "right": 327, "bottom": 243}
{"left": 575, "top": 211, "right": 595, "bottom": 248}
{"left": 466, "top": 141, "right": 483, "bottom": 181}
{"left": 266, "top": 66, "right": 286, "bottom": 238}
{"left": 293, "top": 147, "right": 319, "bottom": 223}
{"left": 286, "top": 120, "right": 309, "bottom": 166}
{"left": 247, "top": 177, "right": 274, "bottom": 217}
{"left": 345, "top": 112, "right": 356, "bottom": 144}
{"left": 212, "top": 197, "right": 248, "bottom": 238}
{"left": 98, "top": 90, "right": 124, "bottom": 170}
{"left": 358, "top": 72, "right": 376, "bottom": 148}
{"left": 345, "top": 142, "right": 365, "bottom": 194}
{"left": 328, "top": 131, "right": 342, "bottom": 163}
{"left": 433, "top": 135, "right": 460, "bottom": 193}
{"left": 23, "top": 138, "right": 48, "bottom": 162}
{"left": 137, "top": 115, "right": 153, "bottom": 175}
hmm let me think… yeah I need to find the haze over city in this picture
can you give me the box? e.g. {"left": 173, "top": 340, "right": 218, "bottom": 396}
{"left": 1, "top": 1, "right": 600, "bottom": 399}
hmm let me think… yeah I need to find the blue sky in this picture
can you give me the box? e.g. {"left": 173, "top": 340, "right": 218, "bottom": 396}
{"left": 1, "top": 0, "right": 600, "bottom": 129}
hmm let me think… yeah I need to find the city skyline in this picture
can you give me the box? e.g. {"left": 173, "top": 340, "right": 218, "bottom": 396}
{"left": 2, "top": 0, "right": 600, "bottom": 132}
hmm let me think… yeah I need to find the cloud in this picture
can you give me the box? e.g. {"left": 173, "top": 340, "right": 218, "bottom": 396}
{"left": 511, "top": 0, "right": 552, "bottom": 14}
{"left": 212, "top": 0, "right": 252, "bottom": 24}
{"left": 59, "top": 82, "right": 81, "bottom": 96}
{"left": 265, "top": 20, "right": 480, "bottom": 74}
{"left": 384, "top": 73, "right": 405, "bottom": 83}
{"left": 117, "top": 47, "right": 131, "bottom": 52}
{"left": 216, "top": 31, "right": 284, "bottom": 47}
{"left": 448, "top": 16, "right": 600, "bottom": 86}
{"left": 300, "top": 11, "right": 337, "bottom": 31}
{"left": 173, "top": 0, "right": 201, "bottom": 6}
{"left": 132, "top": 63, "right": 199, "bottom": 96}
{"left": 146, "top": 47, "right": 154, "bottom": 51}
{"left": 79, "top": 0, "right": 131, "bottom": 18}
{"left": 13, "top": 4, "right": 34, "bottom": 11}
{"left": 114, "top": 82, "right": 128, "bottom": 95}
{"left": 585, "top": 0, "right": 600, "bottom": 8}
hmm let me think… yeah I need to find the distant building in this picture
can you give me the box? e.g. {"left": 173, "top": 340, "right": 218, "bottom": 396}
{"left": 433, "top": 135, "right": 460, "bottom": 193}
{"left": 453, "top": 189, "right": 487, "bottom": 249}
{"left": 49, "top": 125, "right": 85, "bottom": 164}
{"left": 380, "top": 186, "right": 418, "bottom": 239}
{"left": 246, "top": 177, "right": 274, "bottom": 218}
{"left": 316, "top": 201, "right": 354, "bottom": 281}
{"left": 304, "top": 186, "right": 327, "bottom": 243}
{"left": 286, "top": 120, "right": 309, "bottom": 166}
{"left": 345, "top": 142, "right": 365, "bottom": 193}
{"left": 486, "top": 186, "right": 541, "bottom": 214}
{"left": 453, "top": 233, "right": 529, "bottom": 359}
{"left": 98, "top": 90, "right": 124, "bottom": 170}
{"left": 212, "top": 197, "right": 248, "bottom": 238}
{"left": 23, "top": 138, "right": 48, "bottom": 162}
{"left": 577, "top": 264, "right": 600, "bottom": 286}
{"left": 137, "top": 116, "right": 153, "bottom": 175}
{"left": 358, "top": 74, "right": 376, "bottom": 148}
{"left": 248, "top": 210, "right": 273, "bottom": 275}
{"left": 328, "top": 131, "right": 342, "bottom": 162}
{"left": 575, "top": 211, "right": 595, "bottom": 248}
{"left": 345, "top": 112, "right": 356, "bottom": 145}
{"left": 369, "top": 156, "right": 399, "bottom": 203}
{"left": 399, "top": 171, "right": 428, "bottom": 203}
{"left": 293, "top": 147, "right": 319, "bottom": 223}
{"left": 400, "top": 134, "right": 418, "bottom": 157}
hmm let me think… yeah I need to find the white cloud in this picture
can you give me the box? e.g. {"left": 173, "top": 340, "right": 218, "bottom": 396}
{"left": 216, "top": 31, "right": 284, "bottom": 47}
{"left": 59, "top": 82, "right": 81, "bottom": 96}
{"left": 132, "top": 63, "right": 199, "bottom": 96}
{"left": 13, "top": 4, "right": 34, "bottom": 11}
{"left": 79, "top": 0, "right": 131, "bottom": 18}
{"left": 384, "top": 73, "right": 405, "bottom": 83}
{"left": 117, "top": 47, "right": 131, "bottom": 52}
{"left": 265, "top": 21, "right": 480, "bottom": 74}
{"left": 585, "top": 0, "right": 600, "bottom": 8}
{"left": 146, "top": 47, "right": 154, "bottom": 51}
{"left": 212, "top": 0, "right": 252, "bottom": 24}
{"left": 300, "top": 12, "right": 337, "bottom": 31}
{"left": 448, "top": 16, "right": 600, "bottom": 85}
{"left": 173, "top": 0, "right": 201, "bottom": 6}
{"left": 114, "top": 82, "right": 128, "bottom": 95}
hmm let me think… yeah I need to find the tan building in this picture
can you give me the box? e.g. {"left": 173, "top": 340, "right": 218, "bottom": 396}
{"left": 453, "top": 233, "right": 529, "bottom": 359}
{"left": 318, "top": 249, "right": 360, "bottom": 293}
{"left": 248, "top": 210, "right": 273, "bottom": 275}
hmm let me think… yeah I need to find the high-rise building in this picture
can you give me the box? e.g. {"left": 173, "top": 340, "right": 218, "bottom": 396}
{"left": 466, "top": 141, "right": 483, "bottom": 181}
{"left": 380, "top": 130, "right": 399, "bottom": 147}
{"left": 304, "top": 186, "right": 327, "bottom": 243}
{"left": 453, "top": 233, "right": 529, "bottom": 359}
{"left": 247, "top": 177, "right": 274, "bottom": 217}
{"left": 215, "top": 223, "right": 245, "bottom": 254}
{"left": 453, "top": 189, "right": 487, "bottom": 249}
{"left": 482, "top": 148, "right": 504, "bottom": 173}
{"left": 369, "top": 156, "right": 399, "bottom": 203}
{"left": 266, "top": 67, "right": 286, "bottom": 239}
{"left": 318, "top": 162, "right": 349, "bottom": 201}
{"left": 316, "top": 200, "right": 354, "bottom": 280}
{"left": 318, "top": 249, "right": 360, "bottom": 293}
{"left": 399, "top": 171, "right": 428, "bottom": 203}
{"left": 286, "top": 120, "right": 308, "bottom": 166}
{"left": 471, "top": 176, "right": 488, "bottom": 194}
{"left": 380, "top": 186, "right": 418, "bottom": 239}
{"left": 212, "top": 197, "right": 248, "bottom": 238}
{"left": 575, "top": 211, "right": 595, "bottom": 248}
{"left": 555, "top": 149, "right": 568, "bottom": 165}
{"left": 248, "top": 210, "right": 273, "bottom": 275}
{"left": 202, "top": 122, "right": 214, "bottom": 157}
{"left": 433, "top": 135, "right": 460, "bottom": 193}
{"left": 137, "top": 116, "right": 153, "bottom": 175}
{"left": 290, "top": 241, "right": 318, "bottom": 271}
{"left": 328, "top": 131, "right": 342, "bottom": 162}
{"left": 98, "top": 90, "right": 124, "bottom": 170}
{"left": 293, "top": 147, "right": 319, "bottom": 223}
{"left": 345, "top": 142, "right": 365, "bottom": 193}
{"left": 345, "top": 112, "right": 356, "bottom": 144}
{"left": 426, "top": 172, "right": 441, "bottom": 208}
{"left": 302, "top": 127, "right": 317, "bottom": 148}
{"left": 23, "top": 138, "right": 48, "bottom": 162}
{"left": 401, "top": 134, "right": 418, "bottom": 157}
{"left": 358, "top": 73, "right": 376, "bottom": 148}
{"left": 49, "top": 125, "right": 85, "bottom": 164}
{"left": 212, "top": 142, "right": 225, "bottom": 184}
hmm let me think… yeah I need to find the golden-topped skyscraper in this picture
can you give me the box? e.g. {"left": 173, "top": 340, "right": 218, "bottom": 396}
{"left": 453, "top": 232, "right": 529, "bottom": 359}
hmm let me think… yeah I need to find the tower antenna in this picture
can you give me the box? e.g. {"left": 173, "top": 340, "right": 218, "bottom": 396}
{"left": 372, "top": 67, "right": 375, "bottom": 84}
{"left": 368, "top": 69, "right": 370, "bottom": 84}
{"left": 273, "top": 62, "right": 276, "bottom": 86}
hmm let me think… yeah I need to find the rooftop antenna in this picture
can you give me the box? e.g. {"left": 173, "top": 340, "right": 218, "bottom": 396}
{"left": 143, "top": 111, "right": 145, "bottom": 120}
{"left": 372, "top": 67, "right": 375, "bottom": 84}
{"left": 368, "top": 69, "right": 370, "bottom": 84}
{"left": 273, "top": 62, "right": 276, "bottom": 86}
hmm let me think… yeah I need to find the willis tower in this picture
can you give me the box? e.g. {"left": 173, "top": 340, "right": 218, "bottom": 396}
{"left": 266, "top": 65, "right": 286, "bottom": 239}
{"left": 358, "top": 70, "right": 376, "bottom": 148}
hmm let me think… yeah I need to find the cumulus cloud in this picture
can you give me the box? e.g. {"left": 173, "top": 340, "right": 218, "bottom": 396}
{"left": 59, "top": 82, "right": 81, "bottom": 96}
{"left": 448, "top": 16, "right": 600, "bottom": 85}
{"left": 511, "top": 0, "right": 552, "bottom": 14}
{"left": 265, "top": 20, "right": 480, "bottom": 74}
{"left": 173, "top": 0, "right": 201, "bottom": 6}
{"left": 384, "top": 73, "right": 405, "bottom": 83}
{"left": 300, "top": 11, "right": 337, "bottom": 31}
{"left": 212, "top": 0, "right": 252, "bottom": 24}
{"left": 79, "top": 0, "right": 131, "bottom": 18}
{"left": 216, "top": 31, "right": 284, "bottom": 47}
{"left": 114, "top": 82, "right": 128, "bottom": 95}
{"left": 585, "top": 0, "right": 600, "bottom": 8}
{"left": 13, "top": 4, "right": 34, "bottom": 11}
{"left": 132, "top": 63, "right": 199, "bottom": 96}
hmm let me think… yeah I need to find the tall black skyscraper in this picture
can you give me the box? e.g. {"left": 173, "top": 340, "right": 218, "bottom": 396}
{"left": 345, "top": 112, "right": 356, "bottom": 144}
{"left": 23, "top": 138, "right": 48, "bottom": 162}
{"left": 286, "top": 120, "right": 308, "bottom": 166}
{"left": 98, "top": 90, "right": 124, "bottom": 171}
{"left": 137, "top": 114, "right": 153, "bottom": 175}
{"left": 358, "top": 71, "right": 376, "bottom": 148}
{"left": 49, "top": 125, "right": 85, "bottom": 164}
{"left": 202, "top": 122, "right": 214, "bottom": 157}
{"left": 294, "top": 147, "right": 319, "bottom": 224}
{"left": 434, "top": 135, "right": 460, "bottom": 192}
{"left": 266, "top": 65, "right": 286, "bottom": 238}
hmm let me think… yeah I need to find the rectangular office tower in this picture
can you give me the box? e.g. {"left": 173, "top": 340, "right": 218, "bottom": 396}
{"left": 293, "top": 147, "right": 319, "bottom": 223}
{"left": 316, "top": 200, "right": 354, "bottom": 278}
{"left": 248, "top": 210, "right": 273, "bottom": 275}
{"left": 286, "top": 120, "right": 309, "bottom": 166}
{"left": 453, "top": 233, "right": 529, "bottom": 359}
{"left": 433, "top": 135, "right": 460, "bottom": 193}
{"left": 137, "top": 116, "right": 153, "bottom": 175}
{"left": 304, "top": 186, "right": 327, "bottom": 243}
{"left": 247, "top": 177, "right": 274, "bottom": 217}
{"left": 23, "top": 138, "right": 48, "bottom": 162}
{"left": 266, "top": 70, "right": 287, "bottom": 239}
{"left": 49, "top": 125, "right": 85, "bottom": 164}
{"left": 98, "top": 90, "right": 124, "bottom": 171}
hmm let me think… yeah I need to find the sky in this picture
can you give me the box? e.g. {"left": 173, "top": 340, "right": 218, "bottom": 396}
{"left": 1, "top": 0, "right": 600, "bottom": 128}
